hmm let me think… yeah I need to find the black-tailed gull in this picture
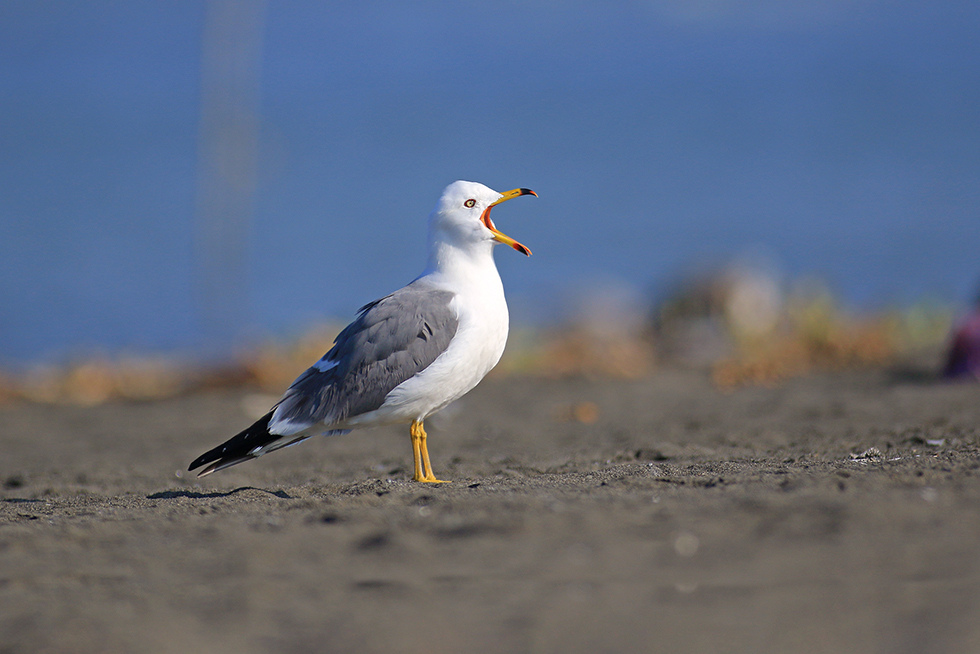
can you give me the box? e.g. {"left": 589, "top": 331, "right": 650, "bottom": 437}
{"left": 188, "top": 180, "right": 537, "bottom": 483}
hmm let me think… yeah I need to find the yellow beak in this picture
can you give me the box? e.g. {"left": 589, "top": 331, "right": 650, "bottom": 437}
{"left": 481, "top": 187, "right": 537, "bottom": 256}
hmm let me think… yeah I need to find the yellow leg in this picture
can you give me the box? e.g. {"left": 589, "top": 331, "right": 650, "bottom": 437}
{"left": 411, "top": 420, "right": 425, "bottom": 481}
{"left": 410, "top": 419, "right": 448, "bottom": 483}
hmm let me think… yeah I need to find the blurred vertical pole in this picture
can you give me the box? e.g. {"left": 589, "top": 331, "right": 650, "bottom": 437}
{"left": 194, "top": 0, "right": 266, "bottom": 358}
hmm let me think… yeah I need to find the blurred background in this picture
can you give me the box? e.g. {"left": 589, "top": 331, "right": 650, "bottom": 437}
{"left": 1, "top": 1, "right": 979, "bottom": 394}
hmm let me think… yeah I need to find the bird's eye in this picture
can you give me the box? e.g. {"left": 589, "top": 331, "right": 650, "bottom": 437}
{"left": 464, "top": 199, "right": 476, "bottom": 208}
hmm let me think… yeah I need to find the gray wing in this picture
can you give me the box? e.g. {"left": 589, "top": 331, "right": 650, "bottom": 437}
{"left": 268, "top": 281, "right": 458, "bottom": 436}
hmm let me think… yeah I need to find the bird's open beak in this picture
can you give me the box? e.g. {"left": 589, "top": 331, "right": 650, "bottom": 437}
{"left": 482, "top": 188, "right": 536, "bottom": 256}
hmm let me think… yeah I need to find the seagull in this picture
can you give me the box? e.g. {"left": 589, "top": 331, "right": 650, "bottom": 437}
{"left": 188, "top": 181, "right": 537, "bottom": 483}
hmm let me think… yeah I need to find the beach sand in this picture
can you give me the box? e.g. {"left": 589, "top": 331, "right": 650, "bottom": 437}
{"left": 3, "top": 360, "right": 980, "bottom": 653}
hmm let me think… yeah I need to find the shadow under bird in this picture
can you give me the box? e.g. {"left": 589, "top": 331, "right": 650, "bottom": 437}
{"left": 188, "top": 181, "right": 537, "bottom": 483}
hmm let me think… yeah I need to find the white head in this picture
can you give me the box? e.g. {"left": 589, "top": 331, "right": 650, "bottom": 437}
{"left": 427, "top": 180, "right": 535, "bottom": 259}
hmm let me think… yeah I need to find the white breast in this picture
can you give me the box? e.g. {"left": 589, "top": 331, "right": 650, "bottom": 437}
{"left": 365, "top": 254, "right": 510, "bottom": 424}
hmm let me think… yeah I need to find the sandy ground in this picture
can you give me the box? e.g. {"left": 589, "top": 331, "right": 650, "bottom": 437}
{"left": 2, "top": 358, "right": 980, "bottom": 653}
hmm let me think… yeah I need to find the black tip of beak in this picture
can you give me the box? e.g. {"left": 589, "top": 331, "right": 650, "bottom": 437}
{"left": 519, "top": 188, "right": 538, "bottom": 197}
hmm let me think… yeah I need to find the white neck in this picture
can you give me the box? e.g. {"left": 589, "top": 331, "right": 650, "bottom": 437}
{"left": 422, "top": 237, "right": 498, "bottom": 281}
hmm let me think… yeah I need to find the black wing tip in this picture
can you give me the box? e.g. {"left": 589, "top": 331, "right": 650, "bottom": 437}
{"left": 187, "top": 448, "right": 241, "bottom": 477}
{"left": 188, "top": 447, "right": 257, "bottom": 478}
{"left": 187, "top": 451, "right": 215, "bottom": 472}
{"left": 192, "top": 456, "right": 253, "bottom": 478}
{"left": 187, "top": 411, "right": 276, "bottom": 477}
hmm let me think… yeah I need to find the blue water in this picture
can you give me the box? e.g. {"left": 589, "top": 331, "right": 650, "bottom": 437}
{"left": 2, "top": 2, "right": 979, "bottom": 365}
